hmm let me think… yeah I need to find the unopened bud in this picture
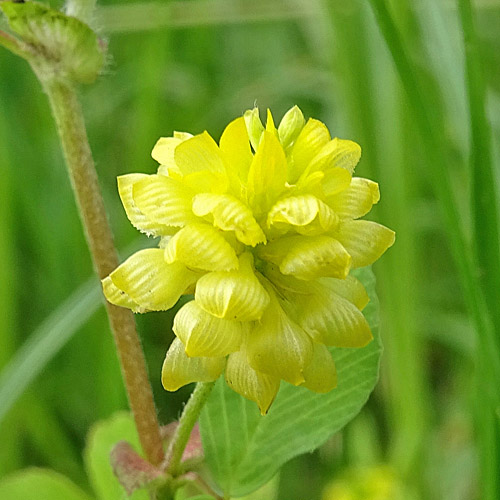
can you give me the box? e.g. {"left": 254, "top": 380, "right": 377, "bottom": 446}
{"left": 244, "top": 107, "right": 264, "bottom": 152}
{"left": 278, "top": 105, "right": 305, "bottom": 149}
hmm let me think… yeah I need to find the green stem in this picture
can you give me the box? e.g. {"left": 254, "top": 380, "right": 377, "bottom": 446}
{"left": 40, "top": 77, "right": 164, "bottom": 466}
{"left": 166, "top": 381, "right": 216, "bottom": 476}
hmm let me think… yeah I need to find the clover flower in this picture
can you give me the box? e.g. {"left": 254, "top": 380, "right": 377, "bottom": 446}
{"left": 102, "top": 106, "right": 395, "bottom": 414}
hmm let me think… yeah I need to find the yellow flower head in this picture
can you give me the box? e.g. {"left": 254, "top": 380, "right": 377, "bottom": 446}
{"left": 102, "top": 106, "right": 395, "bottom": 415}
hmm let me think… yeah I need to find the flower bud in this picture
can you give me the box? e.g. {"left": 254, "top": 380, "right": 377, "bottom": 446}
{"left": 0, "top": 1, "right": 105, "bottom": 84}
{"left": 278, "top": 105, "right": 305, "bottom": 149}
{"left": 244, "top": 107, "right": 264, "bottom": 152}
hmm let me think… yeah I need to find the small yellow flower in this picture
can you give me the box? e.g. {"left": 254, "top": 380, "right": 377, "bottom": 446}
{"left": 102, "top": 106, "right": 395, "bottom": 415}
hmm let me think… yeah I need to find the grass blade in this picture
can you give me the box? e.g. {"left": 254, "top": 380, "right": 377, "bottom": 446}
{"left": 458, "top": 0, "right": 500, "bottom": 337}
{"left": 0, "top": 279, "right": 101, "bottom": 424}
{"left": 457, "top": 1, "right": 500, "bottom": 498}
{"left": 366, "top": 0, "right": 500, "bottom": 400}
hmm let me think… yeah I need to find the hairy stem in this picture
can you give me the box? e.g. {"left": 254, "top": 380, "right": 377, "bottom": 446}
{"left": 166, "top": 381, "right": 216, "bottom": 476}
{"left": 41, "top": 77, "right": 164, "bottom": 466}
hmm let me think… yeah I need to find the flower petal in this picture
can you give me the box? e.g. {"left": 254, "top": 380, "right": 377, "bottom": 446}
{"left": 261, "top": 262, "right": 312, "bottom": 294}
{"left": 225, "top": 350, "right": 280, "bottom": 415}
{"left": 107, "top": 249, "right": 199, "bottom": 311}
{"left": 320, "top": 167, "right": 352, "bottom": 197}
{"left": 298, "top": 286, "right": 372, "bottom": 347}
{"left": 294, "top": 170, "right": 325, "bottom": 195}
{"left": 161, "top": 338, "right": 225, "bottom": 391}
{"left": 174, "top": 131, "right": 226, "bottom": 175}
{"left": 255, "top": 235, "right": 301, "bottom": 266}
{"left": 246, "top": 293, "right": 313, "bottom": 385}
{"left": 195, "top": 253, "right": 270, "bottom": 321}
{"left": 182, "top": 171, "right": 229, "bottom": 194}
{"left": 151, "top": 137, "right": 181, "bottom": 166}
{"left": 263, "top": 264, "right": 369, "bottom": 314}
{"left": 247, "top": 130, "right": 287, "bottom": 217}
{"left": 164, "top": 223, "right": 239, "bottom": 271}
{"left": 308, "top": 138, "right": 361, "bottom": 174}
{"left": 173, "top": 301, "right": 243, "bottom": 357}
{"left": 132, "top": 175, "right": 197, "bottom": 228}
{"left": 318, "top": 275, "right": 370, "bottom": 310}
{"left": 173, "top": 131, "right": 194, "bottom": 141}
{"left": 288, "top": 118, "right": 331, "bottom": 183}
{"left": 280, "top": 236, "right": 351, "bottom": 279}
{"left": 265, "top": 108, "right": 278, "bottom": 135}
{"left": 192, "top": 193, "right": 266, "bottom": 246}
{"left": 335, "top": 220, "right": 395, "bottom": 268}
{"left": 101, "top": 276, "right": 144, "bottom": 313}
{"left": 301, "top": 342, "right": 337, "bottom": 393}
{"left": 152, "top": 132, "right": 192, "bottom": 169}
{"left": 328, "top": 177, "right": 380, "bottom": 219}
{"left": 331, "top": 138, "right": 362, "bottom": 173}
{"left": 267, "top": 194, "right": 339, "bottom": 236}
{"left": 258, "top": 235, "right": 351, "bottom": 280}
{"left": 117, "top": 174, "right": 174, "bottom": 237}
{"left": 219, "top": 116, "right": 253, "bottom": 185}
{"left": 220, "top": 231, "right": 246, "bottom": 254}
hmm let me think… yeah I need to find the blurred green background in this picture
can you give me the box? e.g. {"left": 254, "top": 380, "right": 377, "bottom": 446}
{"left": 1, "top": 0, "right": 500, "bottom": 499}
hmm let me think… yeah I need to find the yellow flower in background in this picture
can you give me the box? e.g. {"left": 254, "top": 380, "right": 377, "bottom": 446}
{"left": 322, "top": 466, "right": 411, "bottom": 500}
{"left": 102, "top": 106, "right": 395, "bottom": 414}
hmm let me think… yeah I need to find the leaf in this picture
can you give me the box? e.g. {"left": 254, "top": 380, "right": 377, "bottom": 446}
{"left": 200, "top": 267, "right": 381, "bottom": 497}
{"left": 239, "top": 475, "right": 279, "bottom": 500}
{"left": 0, "top": 468, "right": 94, "bottom": 500}
{"left": 178, "top": 496, "right": 216, "bottom": 500}
{"left": 84, "top": 411, "right": 150, "bottom": 500}
{"left": 0, "top": 1, "right": 104, "bottom": 83}
{"left": 174, "top": 486, "right": 217, "bottom": 500}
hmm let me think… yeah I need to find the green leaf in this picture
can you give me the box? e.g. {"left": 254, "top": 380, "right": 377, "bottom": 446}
{"left": 84, "top": 412, "right": 149, "bottom": 500}
{"left": 175, "top": 489, "right": 216, "bottom": 500}
{"left": 0, "top": 468, "right": 94, "bottom": 500}
{"left": 0, "top": 1, "right": 104, "bottom": 83}
{"left": 239, "top": 475, "right": 279, "bottom": 500}
{"left": 200, "top": 267, "right": 382, "bottom": 497}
